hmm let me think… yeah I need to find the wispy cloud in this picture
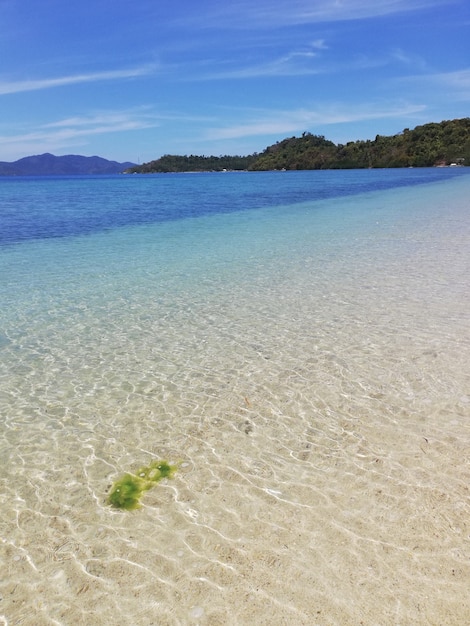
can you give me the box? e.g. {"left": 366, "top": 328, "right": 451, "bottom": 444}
{"left": 391, "top": 48, "right": 428, "bottom": 71}
{"left": 0, "top": 108, "right": 161, "bottom": 158}
{"left": 189, "top": 0, "right": 449, "bottom": 29}
{"left": 206, "top": 58, "right": 321, "bottom": 80}
{"left": 0, "top": 65, "right": 156, "bottom": 96}
{"left": 403, "top": 68, "right": 470, "bottom": 100}
{"left": 205, "top": 102, "right": 427, "bottom": 140}
{"left": 311, "top": 39, "right": 328, "bottom": 50}
{"left": 0, "top": 106, "right": 219, "bottom": 160}
{"left": 42, "top": 111, "right": 157, "bottom": 131}
{"left": 194, "top": 42, "right": 427, "bottom": 82}
{"left": 199, "top": 41, "right": 325, "bottom": 79}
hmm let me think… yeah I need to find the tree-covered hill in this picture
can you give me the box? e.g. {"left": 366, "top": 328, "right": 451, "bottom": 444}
{"left": 124, "top": 118, "right": 469, "bottom": 173}
{"left": 125, "top": 153, "right": 257, "bottom": 173}
{"left": 249, "top": 133, "right": 337, "bottom": 171}
{"left": 249, "top": 118, "right": 470, "bottom": 170}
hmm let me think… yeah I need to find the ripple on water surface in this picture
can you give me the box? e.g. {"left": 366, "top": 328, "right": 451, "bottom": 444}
{"left": 1, "top": 174, "right": 470, "bottom": 625}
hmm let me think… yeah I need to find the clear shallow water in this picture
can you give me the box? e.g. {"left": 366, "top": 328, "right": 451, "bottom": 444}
{"left": 0, "top": 167, "right": 466, "bottom": 245}
{"left": 1, "top": 169, "right": 470, "bottom": 625}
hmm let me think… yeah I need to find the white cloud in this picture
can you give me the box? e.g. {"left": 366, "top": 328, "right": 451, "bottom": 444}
{"left": 414, "top": 68, "right": 470, "bottom": 99}
{"left": 208, "top": 59, "right": 321, "bottom": 80}
{"left": 0, "top": 109, "right": 160, "bottom": 159}
{"left": 192, "top": 0, "right": 449, "bottom": 29}
{"left": 42, "top": 111, "right": 154, "bottom": 130}
{"left": 199, "top": 41, "right": 325, "bottom": 79}
{"left": 311, "top": 39, "right": 328, "bottom": 50}
{"left": 0, "top": 65, "right": 155, "bottom": 96}
{"left": 395, "top": 67, "right": 470, "bottom": 104}
{"left": 205, "top": 102, "right": 427, "bottom": 140}
{"left": 193, "top": 43, "right": 427, "bottom": 82}
{"left": 391, "top": 49, "right": 428, "bottom": 71}
{"left": 0, "top": 107, "right": 220, "bottom": 160}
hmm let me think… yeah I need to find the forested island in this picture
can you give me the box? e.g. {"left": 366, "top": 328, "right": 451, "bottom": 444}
{"left": 125, "top": 118, "right": 469, "bottom": 173}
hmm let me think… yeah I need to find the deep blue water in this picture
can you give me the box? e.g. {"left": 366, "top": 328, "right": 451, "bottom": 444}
{"left": 0, "top": 168, "right": 468, "bottom": 245}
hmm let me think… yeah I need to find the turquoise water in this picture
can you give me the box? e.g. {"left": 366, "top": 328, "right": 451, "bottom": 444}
{"left": 1, "top": 169, "right": 470, "bottom": 625}
{"left": 0, "top": 168, "right": 466, "bottom": 244}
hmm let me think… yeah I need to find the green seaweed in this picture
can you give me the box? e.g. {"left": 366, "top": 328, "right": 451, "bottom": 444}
{"left": 107, "top": 460, "right": 177, "bottom": 511}
{"left": 135, "top": 460, "right": 176, "bottom": 482}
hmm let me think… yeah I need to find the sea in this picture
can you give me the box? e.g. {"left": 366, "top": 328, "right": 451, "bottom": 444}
{"left": 1, "top": 168, "right": 469, "bottom": 625}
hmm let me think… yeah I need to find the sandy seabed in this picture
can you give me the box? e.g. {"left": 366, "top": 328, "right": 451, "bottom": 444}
{"left": 1, "top": 178, "right": 469, "bottom": 625}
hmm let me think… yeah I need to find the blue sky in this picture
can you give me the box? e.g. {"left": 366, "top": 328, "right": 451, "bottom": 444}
{"left": 1, "top": 0, "right": 469, "bottom": 163}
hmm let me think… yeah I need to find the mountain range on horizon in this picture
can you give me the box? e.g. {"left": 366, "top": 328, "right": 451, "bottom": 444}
{"left": 0, "top": 153, "right": 136, "bottom": 176}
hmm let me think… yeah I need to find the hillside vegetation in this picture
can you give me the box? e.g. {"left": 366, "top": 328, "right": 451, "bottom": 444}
{"left": 126, "top": 153, "right": 257, "bottom": 173}
{"left": 125, "top": 118, "right": 469, "bottom": 173}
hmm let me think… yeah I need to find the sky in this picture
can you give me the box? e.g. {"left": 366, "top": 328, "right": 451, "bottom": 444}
{"left": 0, "top": 0, "right": 469, "bottom": 163}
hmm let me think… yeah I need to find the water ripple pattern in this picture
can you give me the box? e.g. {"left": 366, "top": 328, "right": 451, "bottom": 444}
{"left": 1, "top": 170, "right": 469, "bottom": 625}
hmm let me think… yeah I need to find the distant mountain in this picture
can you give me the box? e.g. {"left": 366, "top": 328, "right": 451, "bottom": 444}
{"left": 0, "top": 153, "right": 136, "bottom": 176}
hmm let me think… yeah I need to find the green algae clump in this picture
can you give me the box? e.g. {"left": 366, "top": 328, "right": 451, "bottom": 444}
{"left": 136, "top": 460, "right": 176, "bottom": 482}
{"left": 107, "top": 473, "right": 146, "bottom": 510}
{"left": 107, "top": 460, "right": 177, "bottom": 511}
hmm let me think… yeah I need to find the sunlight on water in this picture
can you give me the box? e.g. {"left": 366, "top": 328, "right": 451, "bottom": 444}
{"left": 0, "top": 172, "right": 469, "bottom": 625}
